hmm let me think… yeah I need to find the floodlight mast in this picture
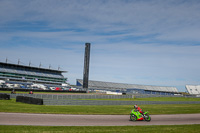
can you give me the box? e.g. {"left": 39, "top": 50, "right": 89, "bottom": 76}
{"left": 83, "top": 43, "right": 91, "bottom": 92}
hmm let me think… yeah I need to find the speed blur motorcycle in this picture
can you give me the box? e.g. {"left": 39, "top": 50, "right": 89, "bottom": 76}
{"left": 130, "top": 109, "right": 151, "bottom": 122}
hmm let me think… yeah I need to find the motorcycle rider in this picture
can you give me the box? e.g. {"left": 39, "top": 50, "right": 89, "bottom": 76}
{"left": 134, "top": 104, "right": 144, "bottom": 115}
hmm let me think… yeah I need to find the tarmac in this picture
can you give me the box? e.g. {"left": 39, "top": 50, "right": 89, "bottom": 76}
{"left": 0, "top": 113, "right": 200, "bottom": 126}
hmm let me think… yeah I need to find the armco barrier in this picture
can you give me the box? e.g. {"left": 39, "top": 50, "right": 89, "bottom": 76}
{"left": 0, "top": 93, "right": 10, "bottom": 100}
{"left": 16, "top": 96, "right": 43, "bottom": 105}
{"left": 9, "top": 93, "right": 134, "bottom": 99}
{"left": 6, "top": 93, "right": 200, "bottom": 105}
{"left": 43, "top": 99, "right": 200, "bottom": 105}
{"left": 0, "top": 88, "right": 86, "bottom": 93}
{"left": 9, "top": 93, "right": 199, "bottom": 100}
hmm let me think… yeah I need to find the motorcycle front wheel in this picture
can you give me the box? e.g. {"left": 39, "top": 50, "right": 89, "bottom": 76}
{"left": 144, "top": 115, "right": 151, "bottom": 122}
{"left": 130, "top": 115, "right": 137, "bottom": 121}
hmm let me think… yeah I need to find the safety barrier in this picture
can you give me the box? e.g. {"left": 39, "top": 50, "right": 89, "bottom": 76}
{"left": 4, "top": 93, "right": 200, "bottom": 105}
{"left": 9, "top": 93, "right": 198, "bottom": 100}
{"left": 0, "top": 88, "right": 86, "bottom": 93}
{"left": 9, "top": 93, "right": 134, "bottom": 99}
{"left": 43, "top": 99, "right": 200, "bottom": 105}
{"left": 16, "top": 96, "right": 43, "bottom": 105}
{"left": 0, "top": 93, "right": 10, "bottom": 100}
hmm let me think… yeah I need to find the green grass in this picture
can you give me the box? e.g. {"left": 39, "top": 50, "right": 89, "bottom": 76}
{"left": 1, "top": 99, "right": 200, "bottom": 114}
{"left": 0, "top": 125, "right": 200, "bottom": 133}
{"left": 1, "top": 99, "right": 200, "bottom": 133}
{"left": 81, "top": 97, "right": 200, "bottom": 101}
{"left": 134, "top": 97, "right": 200, "bottom": 101}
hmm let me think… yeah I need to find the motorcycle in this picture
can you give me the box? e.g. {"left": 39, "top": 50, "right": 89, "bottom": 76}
{"left": 130, "top": 109, "right": 151, "bottom": 122}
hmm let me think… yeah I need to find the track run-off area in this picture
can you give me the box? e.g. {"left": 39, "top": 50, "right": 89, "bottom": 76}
{"left": 0, "top": 113, "right": 200, "bottom": 126}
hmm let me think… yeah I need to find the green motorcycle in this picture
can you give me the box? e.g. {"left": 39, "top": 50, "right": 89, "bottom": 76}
{"left": 130, "top": 109, "right": 151, "bottom": 122}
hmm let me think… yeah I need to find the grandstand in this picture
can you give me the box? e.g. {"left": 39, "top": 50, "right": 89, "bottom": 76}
{"left": 0, "top": 62, "right": 67, "bottom": 87}
{"left": 186, "top": 85, "right": 200, "bottom": 95}
{"left": 76, "top": 79, "right": 179, "bottom": 95}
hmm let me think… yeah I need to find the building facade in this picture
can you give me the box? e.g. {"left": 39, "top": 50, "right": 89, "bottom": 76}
{"left": 77, "top": 79, "right": 179, "bottom": 95}
{"left": 186, "top": 85, "right": 200, "bottom": 95}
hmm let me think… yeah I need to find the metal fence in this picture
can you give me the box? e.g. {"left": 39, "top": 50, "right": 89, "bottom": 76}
{"left": 8, "top": 93, "right": 199, "bottom": 100}
{"left": 9, "top": 93, "right": 134, "bottom": 99}
{"left": 6, "top": 93, "right": 200, "bottom": 105}
{"left": 43, "top": 99, "right": 200, "bottom": 105}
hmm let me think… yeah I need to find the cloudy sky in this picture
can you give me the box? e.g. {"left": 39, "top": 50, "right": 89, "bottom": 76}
{"left": 0, "top": 0, "right": 200, "bottom": 92}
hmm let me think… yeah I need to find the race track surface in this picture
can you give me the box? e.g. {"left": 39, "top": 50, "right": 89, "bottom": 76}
{"left": 0, "top": 113, "right": 200, "bottom": 126}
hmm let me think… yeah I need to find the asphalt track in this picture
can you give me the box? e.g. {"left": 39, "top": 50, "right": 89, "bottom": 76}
{"left": 0, "top": 113, "right": 200, "bottom": 126}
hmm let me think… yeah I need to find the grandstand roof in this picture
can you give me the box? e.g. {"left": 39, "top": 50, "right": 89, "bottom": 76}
{"left": 0, "top": 67, "right": 64, "bottom": 78}
{"left": 77, "top": 79, "right": 178, "bottom": 93}
{"left": 0, "top": 62, "right": 67, "bottom": 73}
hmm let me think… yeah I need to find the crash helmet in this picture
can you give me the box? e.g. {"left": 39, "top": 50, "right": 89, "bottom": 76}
{"left": 134, "top": 105, "right": 138, "bottom": 109}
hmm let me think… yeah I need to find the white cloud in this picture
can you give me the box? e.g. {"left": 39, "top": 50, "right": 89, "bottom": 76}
{"left": 1, "top": 0, "right": 200, "bottom": 39}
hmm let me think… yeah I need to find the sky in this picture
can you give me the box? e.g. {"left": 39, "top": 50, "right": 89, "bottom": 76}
{"left": 0, "top": 0, "right": 200, "bottom": 92}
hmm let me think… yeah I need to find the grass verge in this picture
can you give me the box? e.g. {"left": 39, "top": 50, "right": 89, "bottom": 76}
{"left": 0, "top": 125, "right": 200, "bottom": 133}
{"left": 1, "top": 99, "right": 200, "bottom": 114}
{"left": 82, "top": 97, "right": 200, "bottom": 101}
